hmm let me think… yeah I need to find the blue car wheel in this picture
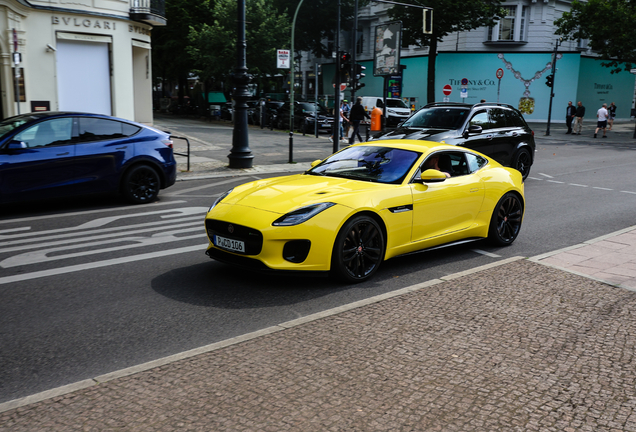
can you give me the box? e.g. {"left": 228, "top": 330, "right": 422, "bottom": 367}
{"left": 122, "top": 164, "right": 160, "bottom": 204}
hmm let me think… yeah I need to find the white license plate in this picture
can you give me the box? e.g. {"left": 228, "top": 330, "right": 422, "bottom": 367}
{"left": 214, "top": 235, "right": 245, "bottom": 253}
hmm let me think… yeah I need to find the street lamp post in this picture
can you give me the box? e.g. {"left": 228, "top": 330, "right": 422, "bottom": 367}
{"left": 288, "top": 0, "right": 306, "bottom": 164}
{"left": 228, "top": 0, "right": 254, "bottom": 168}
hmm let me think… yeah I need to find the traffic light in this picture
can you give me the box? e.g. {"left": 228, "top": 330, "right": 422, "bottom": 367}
{"left": 340, "top": 52, "right": 351, "bottom": 83}
{"left": 354, "top": 63, "right": 366, "bottom": 81}
{"left": 545, "top": 74, "right": 553, "bottom": 87}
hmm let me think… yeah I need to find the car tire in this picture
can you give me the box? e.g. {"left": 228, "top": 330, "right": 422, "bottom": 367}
{"left": 121, "top": 164, "right": 160, "bottom": 204}
{"left": 512, "top": 147, "right": 532, "bottom": 180}
{"left": 488, "top": 192, "right": 523, "bottom": 246}
{"left": 331, "top": 215, "right": 385, "bottom": 283}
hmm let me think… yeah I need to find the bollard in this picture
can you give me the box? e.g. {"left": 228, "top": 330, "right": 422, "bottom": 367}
{"left": 370, "top": 107, "right": 383, "bottom": 132}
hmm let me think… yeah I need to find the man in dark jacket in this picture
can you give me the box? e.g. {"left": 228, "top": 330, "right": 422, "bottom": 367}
{"left": 573, "top": 101, "right": 585, "bottom": 135}
{"left": 349, "top": 97, "right": 371, "bottom": 144}
{"left": 565, "top": 101, "right": 576, "bottom": 134}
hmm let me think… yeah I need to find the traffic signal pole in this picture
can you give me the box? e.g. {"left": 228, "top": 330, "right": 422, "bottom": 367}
{"left": 333, "top": 0, "right": 341, "bottom": 154}
{"left": 545, "top": 38, "right": 561, "bottom": 136}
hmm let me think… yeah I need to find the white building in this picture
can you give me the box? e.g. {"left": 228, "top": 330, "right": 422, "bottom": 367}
{"left": 0, "top": 0, "right": 165, "bottom": 123}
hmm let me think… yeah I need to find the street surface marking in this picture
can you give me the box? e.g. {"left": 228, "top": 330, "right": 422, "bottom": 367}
{"left": 569, "top": 183, "right": 588, "bottom": 187}
{"left": 538, "top": 173, "right": 554, "bottom": 178}
{"left": 0, "top": 244, "right": 208, "bottom": 285}
{"left": 471, "top": 249, "right": 501, "bottom": 258}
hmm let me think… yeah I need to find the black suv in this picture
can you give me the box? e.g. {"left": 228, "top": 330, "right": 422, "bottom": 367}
{"left": 371, "top": 102, "right": 535, "bottom": 179}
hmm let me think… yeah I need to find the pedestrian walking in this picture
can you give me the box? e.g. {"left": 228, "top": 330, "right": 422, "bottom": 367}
{"left": 594, "top": 103, "right": 609, "bottom": 138}
{"left": 565, "top": 101, "right": 576, "bottom": 134}
{"left": 608, "top": 102, "right": 617, "bottom": 131}
{"left": 349, "top": 97, "right": 371, "bottom": 144}
{"left": 342, "top": 100, "right": 351, "bottom": 138}
{"left": 573, "top": 101, "right": 585, "bottom": 135}
{"left": 329, "top": 103, "right": 349, "bottom": 143}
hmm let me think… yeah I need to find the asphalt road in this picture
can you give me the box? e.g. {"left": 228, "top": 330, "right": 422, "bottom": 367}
{"left": 1, "top": 134, "right": 635, "bottom": 404}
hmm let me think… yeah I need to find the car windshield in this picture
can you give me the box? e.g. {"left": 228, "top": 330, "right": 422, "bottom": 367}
{"left": 0, "top": 116, "right": 38, "bottom": 139}
{"left": 386, "top": 99, "right": 408, "bottom": 108}
{"left": 402, "top": 107, "right": 470, "bottom": 129}
{"left": 298, "top": 102, "right": 329, "bottom": 114}
{"left": 307, "top": 145, "right": 421, "bottom": 184}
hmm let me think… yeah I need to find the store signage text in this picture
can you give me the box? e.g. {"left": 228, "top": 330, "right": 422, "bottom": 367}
{"left": 52, "top": 16, "right": 117, "bottom": 30}
{"left": 52, "top": 16, "right": 151, "bottom": 35}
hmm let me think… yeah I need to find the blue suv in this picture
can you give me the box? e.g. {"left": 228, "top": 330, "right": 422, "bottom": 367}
{"left": 0, "top": 112, "right": 176, "bottom": 204}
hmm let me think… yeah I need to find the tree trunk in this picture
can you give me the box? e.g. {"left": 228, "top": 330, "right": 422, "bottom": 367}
{"left": 426, "top": 35, "right": 438, "bottom": 104}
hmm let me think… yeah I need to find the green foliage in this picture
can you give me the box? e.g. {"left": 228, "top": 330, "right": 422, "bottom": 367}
{"left": 272, "top": 0, "right": 369, "bottom": 57}
{"left": 188, "top": 0, "right": 290, "bottom": 87}
{"left": 555, "top": 0, "right": 636, "bottom": 72}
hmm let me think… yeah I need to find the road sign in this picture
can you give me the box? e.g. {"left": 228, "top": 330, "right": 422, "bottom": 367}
{"left": 332, "top": 83, "right": 347, "bottom": 91}
{"left": 460, "top": 88, "right": 468, "bottom": 98}
{"left": 442, "top": 84, "right": 452, "bottom": 96}
{"left": 277, "top": 49, "right": 290, "bottom": 69}
{"left": 461, "top": 78, "right": 468, "bottom": 86}
{"left": 496, "top": 68, "right": 504, "bottom": 79}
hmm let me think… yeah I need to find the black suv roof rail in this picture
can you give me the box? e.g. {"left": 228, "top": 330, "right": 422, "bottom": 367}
{"left": 472, "top": 102, "right": 517, "bottom": 110}
{"left": 424, "top": 102, "right": 471, "bottom": 108}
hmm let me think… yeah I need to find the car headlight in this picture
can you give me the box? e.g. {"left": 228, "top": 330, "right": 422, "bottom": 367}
{"left": 272, "top": 202, "right": 335, "bottom": 226}
{"left": 208, "top": 188, "right": 233, "bottom": 212}
{"left": 388, "top": 109, "right": 396, "bottom": 114}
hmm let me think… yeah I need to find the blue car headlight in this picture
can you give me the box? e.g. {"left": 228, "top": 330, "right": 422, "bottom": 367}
{"left": 272, "top": 202, "right": 335, "bottom": 226}
{"left": 208, "top": 188, "right": 233, "bottom": 212}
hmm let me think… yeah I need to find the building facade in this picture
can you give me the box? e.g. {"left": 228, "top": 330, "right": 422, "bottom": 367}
{"left": 0, "top": 0, "right": 165, "bottom": 123}
{"left": 301, "top": 0, "right": 636, "bottom": 122}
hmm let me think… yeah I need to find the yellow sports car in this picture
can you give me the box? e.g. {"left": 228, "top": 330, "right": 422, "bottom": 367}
{"left": 205, "top": 140, "right": 525, "bottom": 283}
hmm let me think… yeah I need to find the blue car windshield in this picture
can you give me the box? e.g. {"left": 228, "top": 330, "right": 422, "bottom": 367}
{"left": 402, "top": 107, "right": 469, "bottom": 129}
{"left": 0, "top": 116, "right": 38, "bottom": 140}
{"left": 308, "top": 146, "right": 421, "bottom": 184}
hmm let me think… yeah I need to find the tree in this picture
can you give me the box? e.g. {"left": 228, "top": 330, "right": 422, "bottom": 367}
{"left": 188, "top": 0, "right": 291, "bottom": 96}
{"left": 555, "top": 0, "right": 636, "bottom": 73}
{"left": 388, "top": 0, "right": 505, "bottom": 103}
{"left": 152, "top": 0, "right": 212, "bottom": 102}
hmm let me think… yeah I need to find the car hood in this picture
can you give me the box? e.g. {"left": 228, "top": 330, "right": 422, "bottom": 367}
{"left": 374, "top": 127, "right": 455, "bottom": 141}
{"left": 223, "top": 174, "right": 393, "bottom": 214}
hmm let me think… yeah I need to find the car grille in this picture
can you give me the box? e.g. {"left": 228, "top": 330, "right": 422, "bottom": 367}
{"left": 205, "top": 219, "right": 263, "bottom": 255}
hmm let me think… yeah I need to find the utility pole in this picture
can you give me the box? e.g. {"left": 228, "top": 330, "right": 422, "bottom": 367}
{"left": 332, "top": 0, "right": 341, "bottom": 154}
{"left": 545, "top": 38, "right": 561, "bottom": 136}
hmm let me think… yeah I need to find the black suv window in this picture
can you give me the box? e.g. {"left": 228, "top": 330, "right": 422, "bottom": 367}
{"left": 469, "top": 111, "right": 491, "bottom": 130}
{"left": 489, "top": 108, "right": 508, "bottom": 128}
{"left": 78, "top": 118, "right": 141, "bottom": 142}
{"left": 403, "top": 107, "right": 469, "bottom": 129}
{"left": 504, "top": 109, "right": 525, "bottom": 127}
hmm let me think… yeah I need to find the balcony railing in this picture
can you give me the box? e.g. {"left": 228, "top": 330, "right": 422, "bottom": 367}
{"left": 130, "top": 0, "right": 166, "bottom": 26}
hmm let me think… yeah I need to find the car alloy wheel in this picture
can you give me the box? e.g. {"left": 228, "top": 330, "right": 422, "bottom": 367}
{"left": 488, "top": 192, "right": 523, "bottom": 246}
{"left": 513, "top": 148, "right": 532, "bottom": 180}
{"left": 122, "top": 164, "right": 160, "bottom": 204}
{"left": 332, "top": 215, "right": 385, "bottom": 283}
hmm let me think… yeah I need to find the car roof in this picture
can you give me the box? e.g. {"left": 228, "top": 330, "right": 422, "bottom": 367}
{"left": 424, "top": 102, "right": 518, "bottom": 111}
{"left": 2, "top": 111, "right": 141, "bottom": 124}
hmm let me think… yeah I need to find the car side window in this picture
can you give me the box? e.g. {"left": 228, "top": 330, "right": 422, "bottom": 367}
{"left": 489, "top": 108, "right": 507, "bottom": 128}
{"left": 466, "top": 153, "right": 488, "bottom": 173}
{"left": 14, "top": 118, "right": 73, "bottom": 148}
{"left": 468, "top": 111, "right": 492, "bottom": 130}
{"left": 504, "top": 109, "right": 525, "bottom": 127}
{"left": 418, "top": 152, "right": 469, "bottom": 178}
{"left": 78, "top": 118, "right": 141, "bottom": 142}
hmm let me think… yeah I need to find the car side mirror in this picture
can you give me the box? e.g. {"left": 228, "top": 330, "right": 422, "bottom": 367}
{"left": 419, "top": 169, "right": 447, "bottom": 183}
{"left": 6, "top": 140, "right": 27, "bottom": 150}
{"left": 311, "top": 159, "right": 322, "bottom": 168}
{"left": 466, "top": 125, "right": 482, "bottom": 135}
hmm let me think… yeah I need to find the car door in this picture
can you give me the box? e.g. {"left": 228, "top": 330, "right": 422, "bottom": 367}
{"left": 461, "top": 110, "right": 494, "bottom": 157}
{"left": 488, "top": 108, "right": 520, "bottom": 166}
{"left": 72, "top": 117, "right": 138, "bottom": 193}
{"left": 0, "top": 117, "right": 76, "bottom": 202}
{"left": 410, "top": 151, "right": 485, "bottom": 243}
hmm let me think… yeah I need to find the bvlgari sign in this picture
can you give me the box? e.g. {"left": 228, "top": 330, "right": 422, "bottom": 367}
{"left": 51, "top": 16, "right": 151, "bottom": 35}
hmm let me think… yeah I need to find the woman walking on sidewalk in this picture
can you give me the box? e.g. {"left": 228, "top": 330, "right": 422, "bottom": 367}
{"left": 348, "top": 97, "right": 371, "bottom": 144}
